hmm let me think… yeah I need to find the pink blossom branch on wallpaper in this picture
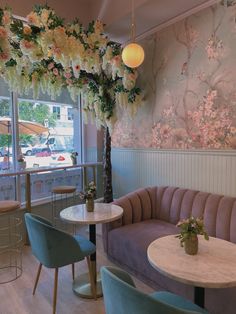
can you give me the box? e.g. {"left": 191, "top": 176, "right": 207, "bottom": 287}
{"left": 112, "top": 3, "right": 236, "bottom": 150}
{"left": 151, "top": 5, "right": 236, "bottom": 149}
{"left": 151, "top": 18, "right": 200, "bottom": 148}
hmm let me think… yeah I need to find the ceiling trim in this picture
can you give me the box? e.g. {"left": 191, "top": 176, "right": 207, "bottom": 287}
{"left": 134, "top": 0, "right": 221, "bottom": 43}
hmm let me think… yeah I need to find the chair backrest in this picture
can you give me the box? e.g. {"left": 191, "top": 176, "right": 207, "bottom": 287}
{"left": 101, "top": 266, "right": 203, "bottom": 314}
{"left": 24, "top": 213, "right": 84, "bottom": 268}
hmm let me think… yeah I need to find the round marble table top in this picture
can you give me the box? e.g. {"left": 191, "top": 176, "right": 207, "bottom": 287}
{"left": 60, "top": 203, "right": 123, "bottom": 225}
{"left": 147, "top": 235, "right": 236, "bottom": 289}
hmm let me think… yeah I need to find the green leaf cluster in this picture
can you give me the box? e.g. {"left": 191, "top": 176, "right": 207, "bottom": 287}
{"left": 128, "top": 87, "right": 141, "bottom": 103}
{"left": 176, "top": 216, "right": 209, "bottom": 246}
{"left": 0, "top": 8, "right": 4, "bottom": 26}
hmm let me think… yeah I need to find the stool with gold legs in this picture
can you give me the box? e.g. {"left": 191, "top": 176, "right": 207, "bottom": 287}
{"left": 0, "top": 200, "right": 23, "bottom": 284}
{"left": 51, "top": 186, "right": 76, "bottom": 233}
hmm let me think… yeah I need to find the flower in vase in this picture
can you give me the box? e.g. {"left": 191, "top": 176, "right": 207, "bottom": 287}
{"left": 79, "top": 181, "right": 96, "bottom": 200}
{"left": 176, "top": 216, "right": 209, "bottom": 247}
{"left": 70, "top": 151, "right": 78, "bottom": 165}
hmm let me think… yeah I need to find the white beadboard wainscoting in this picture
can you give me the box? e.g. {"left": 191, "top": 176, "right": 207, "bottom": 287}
{"left": 111, "top": 148, "right": 236, "bottom": 198}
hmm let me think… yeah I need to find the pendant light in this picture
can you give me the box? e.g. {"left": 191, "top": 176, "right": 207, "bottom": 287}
{"left": 122, "top": 0, "right": 145, "bottom": 68}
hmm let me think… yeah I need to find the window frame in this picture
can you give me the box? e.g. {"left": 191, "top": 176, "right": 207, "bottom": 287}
{"left": 0, "top": 90, "right": 82, "bottom": 204}
{"left": 52, "top": 105, "right": 61, "bottom": 120}
{"left": 67, "top": 107, "right": 73, "bottom": 121}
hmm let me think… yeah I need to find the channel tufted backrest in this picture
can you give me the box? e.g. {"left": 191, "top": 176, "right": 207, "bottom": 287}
{"left": 102, "top": 187, "right": 156, "bottom": 253}
{"left": 102, "top": 186, "right": 236, "bottom": 255}
{"left": 155, "top": 187, "right": 236, "bottom": 243}
{"left": 112, "top": 187, "right": 156, "bottom": 226}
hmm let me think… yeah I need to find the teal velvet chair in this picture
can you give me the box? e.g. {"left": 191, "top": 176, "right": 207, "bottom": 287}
{"left": 101, "top": 266, "right": 209, "bottom": 314}
{"left": 25, "top": 213, "right": 96, "bottom": 314}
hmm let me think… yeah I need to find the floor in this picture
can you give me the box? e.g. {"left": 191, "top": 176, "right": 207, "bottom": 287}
{"left": 0, "top": 227, "right": 153, "bottom": 314}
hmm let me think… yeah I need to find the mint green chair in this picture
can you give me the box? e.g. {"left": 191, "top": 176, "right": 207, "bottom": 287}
{"left": 101, "top": 266, "right": 208, "bottom": 314}
{"left": 25, "top": 213, "right": 96, "bottom": 314}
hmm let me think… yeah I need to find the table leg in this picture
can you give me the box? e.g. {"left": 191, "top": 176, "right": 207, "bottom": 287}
{"left": 89, "top": 224, "right": 97, "bottom": 284}
{"left": 194, "top": 287, "right": 205, "bottom": 308}
{"left": 72, "top": 224, "right": 103, "bottom": 299}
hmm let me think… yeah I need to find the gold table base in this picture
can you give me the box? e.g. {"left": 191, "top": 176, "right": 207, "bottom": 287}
{"left": 72, "top": 272, "right": 102, "bottom": 299}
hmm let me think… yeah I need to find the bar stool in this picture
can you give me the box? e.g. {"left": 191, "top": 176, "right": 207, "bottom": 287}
{"left": 0, "top": 200, "right": 23, "bottom": 284}
{"left": 51, "top": 185, "right": 76, "bottom": 232}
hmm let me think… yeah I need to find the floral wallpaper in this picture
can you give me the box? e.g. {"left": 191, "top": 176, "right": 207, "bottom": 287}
{"left": 112, "top": 2, "right": 236, "bottom": 149}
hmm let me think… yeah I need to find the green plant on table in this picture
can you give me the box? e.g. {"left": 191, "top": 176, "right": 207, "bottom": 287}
{"left": 70, "top": 151, "right": 78, "bottom": 164}
{"left": 176, "top": 216, "right": 209, "bottom": 247}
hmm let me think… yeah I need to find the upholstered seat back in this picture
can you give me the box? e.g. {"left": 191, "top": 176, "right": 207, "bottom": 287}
{"left": 154, "top": 187, "right": 236, "bottom": 243}
{"left": 25, "top": 213, "right": 89, "bottom": 268}
{"left": 101, "top": 266, "right": 207, "bottom": 314}
{"left": 112, "top": 186, "right": 236, "bottom": 243}
{"left": 110, "top": 188, "right": 153, "bottom": 233}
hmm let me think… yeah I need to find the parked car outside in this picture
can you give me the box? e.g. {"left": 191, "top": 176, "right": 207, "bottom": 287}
{"left": 0, "top": 144, "right": 33, "bottom": 157}
{"left": 31, "top": 146, "right": 51, "bottom": 156}
{"left": 31, "top": 137, "right": 67, "bottom": 155}
{"left": 20, "top": 144, "right": 33, "bottom": 156}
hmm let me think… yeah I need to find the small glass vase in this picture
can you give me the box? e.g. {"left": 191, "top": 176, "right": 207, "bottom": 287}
{"left": 184, "top": 235, "right": 198, "bottom": 255}
{"left": 86, "top": 198, "right": 94, "bottom": 212}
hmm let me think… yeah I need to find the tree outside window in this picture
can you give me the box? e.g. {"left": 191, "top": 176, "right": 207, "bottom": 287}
{"left": 0, "top": 98, "right": 11, "bottom": 152}
{"left": 0, "top": 98, "right": 10, "bottom": 116}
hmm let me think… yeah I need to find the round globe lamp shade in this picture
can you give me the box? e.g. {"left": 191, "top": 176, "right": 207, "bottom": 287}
{"left": 122, "top": 43, "right": 145, "bottom": 68}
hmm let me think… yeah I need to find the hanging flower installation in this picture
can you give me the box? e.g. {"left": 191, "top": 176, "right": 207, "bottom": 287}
{"left": 0, "top": 9, "right": 11, "bottom": 64}
{"left": 0, "top": 5, "right": 142, "bottom": 130}
{"left": 0, "top": 4, "right": 143, "bottom": 203}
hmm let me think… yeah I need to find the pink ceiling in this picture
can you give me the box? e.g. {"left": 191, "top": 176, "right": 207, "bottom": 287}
{"left": 3, "top": 0, "right": 217, "bottom": 42}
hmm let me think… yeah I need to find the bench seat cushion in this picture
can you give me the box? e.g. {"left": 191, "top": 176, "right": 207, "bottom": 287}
{"left": 108, "top": 219, "right": 179, "bottom": 285}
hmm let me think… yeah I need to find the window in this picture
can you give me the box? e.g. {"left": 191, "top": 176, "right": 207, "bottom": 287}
{"left": 0, "top": 98, "right": 12, "bottom": 172}
{"left": 0, "top": 98, "right": 10, "bottom": 116}
{"left": 67, "top": 108, "right": 73, "bottom": 120}
{"left": 53, "top": 106, "right": 61, "bottom": 120}
{"left": 18, "top": 100, "right": 77, "bottom": 168}
{"left": 0, "top": 83, "right": 16, "bottom": 200}
{"left": 0, "top": 78, "right": 83, "bottom": 203}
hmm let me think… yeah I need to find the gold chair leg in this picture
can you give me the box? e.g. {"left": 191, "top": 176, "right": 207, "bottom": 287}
{"left": 72, "top": 263, "right": 75, "bottom": 281}
{"left": 53, "top": 268, "right": 59, "bottom": 314}
{"left": 86, "top": 257, "right": 96, "bottom": 300}
{"left": 33, "top": 263, "right": 42, "bottom": 295}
